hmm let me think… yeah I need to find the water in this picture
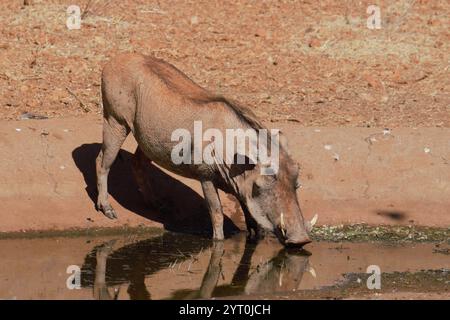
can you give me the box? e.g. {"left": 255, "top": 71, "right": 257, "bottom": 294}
{"left": 0, "top": 232, "right": 448, "bottom": 299}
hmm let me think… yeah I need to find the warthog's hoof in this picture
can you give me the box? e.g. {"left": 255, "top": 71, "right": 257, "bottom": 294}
{"left": 97, "top": 204, "right": 118, "bottom": 219}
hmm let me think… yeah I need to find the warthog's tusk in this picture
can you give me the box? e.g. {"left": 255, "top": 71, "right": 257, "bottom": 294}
{"left": 280, "top": 212, "right": 286, "bottom": 237}
{"left": 307, "top": 265, "right": 317, "bottom": 278}
{"left": 310, "top": 214, "right": 318, "bottom": 228}
{"left": 305, "top": 214, "right": 319, "bottom": 232}
{"left": 279, "top": 271, "right": 283, "bottom": 287}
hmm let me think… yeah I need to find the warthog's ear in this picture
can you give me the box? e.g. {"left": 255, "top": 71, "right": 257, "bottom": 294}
{"left": 252, "top": 174, "right": 277, "bottom": 196}
{"left": 278, "top": 131, "right": 292, "bottom": 156}
{"left": 229, "top": 153, "right": 256, "bottom": 178}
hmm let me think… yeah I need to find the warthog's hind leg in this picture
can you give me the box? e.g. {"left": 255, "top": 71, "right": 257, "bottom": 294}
{"left": 96, "top": 116, "right": 129, "bottom": 219}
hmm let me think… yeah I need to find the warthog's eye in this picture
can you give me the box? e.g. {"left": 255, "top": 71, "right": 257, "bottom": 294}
{"left": 252, "top": 182, "right": 261, "bottom": 197}
{"left": 252, "top": 175, "right": 276, "bottom": 197}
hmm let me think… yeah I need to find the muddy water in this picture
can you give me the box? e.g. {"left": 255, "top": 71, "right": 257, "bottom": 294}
{"left": 0, "top": 232, "right": 448, "bottom": 300}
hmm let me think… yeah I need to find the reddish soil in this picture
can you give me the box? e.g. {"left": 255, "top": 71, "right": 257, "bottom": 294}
{"left": 1, "top": 2, "right": 448, "bottom": 301}
{"left": 0, "top": 0, "right": 448, "bottom": 127}
{"left": 1, "top": 118, "right": 450, "bottom": 233}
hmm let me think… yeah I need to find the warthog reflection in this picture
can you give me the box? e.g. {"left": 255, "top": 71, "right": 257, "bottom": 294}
{"left": 81, "top": 234, "right": 312, "bottom": 300}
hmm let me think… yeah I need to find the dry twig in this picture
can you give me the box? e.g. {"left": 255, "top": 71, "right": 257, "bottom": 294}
{"left": 66, "top": 87, "right": 90, "bottom": 112}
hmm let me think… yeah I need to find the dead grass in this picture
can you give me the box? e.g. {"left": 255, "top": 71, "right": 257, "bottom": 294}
{"left": 0, "top": 0, "right": 448, "bottom": 127}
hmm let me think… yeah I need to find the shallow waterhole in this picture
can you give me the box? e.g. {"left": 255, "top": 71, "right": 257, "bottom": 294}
{"left": 0, "top": 232, "right": 448, "bottom": 300}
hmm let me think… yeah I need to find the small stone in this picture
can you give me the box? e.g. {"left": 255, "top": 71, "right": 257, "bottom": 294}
{"left": 308, "top": 37, "right": 321, "bottom": 48}
{"left": 267, "top": 56, "right": 277, "bottom": 65}
{"left": 363, "top": 74, "right": 383, "bottom": 90}
{"left": 190, "top": 16, "right": 199, "bottom": 25}
{"left": 94, "top": 36, "right": 106, "bottom": 45}
{"left": 359, "top": 92, "right": 375, "bottom": 102}
{"left": 20, "top": 112, "right": 48, "bottom": 120}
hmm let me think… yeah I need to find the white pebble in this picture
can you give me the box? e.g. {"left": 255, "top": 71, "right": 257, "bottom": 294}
{"left": 190, "top": 16, "right": 199, "bottom": 24}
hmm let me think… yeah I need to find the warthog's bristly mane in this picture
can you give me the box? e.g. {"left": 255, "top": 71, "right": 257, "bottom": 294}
{"left": 144, "top": 55, "right": 264, "bottom": 131}
{"left": 200, "top": 95, "right": 264, "bottom": 131}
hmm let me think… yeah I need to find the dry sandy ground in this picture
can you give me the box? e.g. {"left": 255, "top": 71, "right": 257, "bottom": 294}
{"left": 0, "top": 1, "right": 449, "bottom": 230}
{"left": 1, "top": 117, "right": 450, "bottom": 233}
{"left": 0, "top": 1, "right": 449, "bottom": 233}
{"left": 0, "top": 2, "right": 448, "bottom": 301}
{"left": 0, "top": 0, "right": 448, "bottom": 127}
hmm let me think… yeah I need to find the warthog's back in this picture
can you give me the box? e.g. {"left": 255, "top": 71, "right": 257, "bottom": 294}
{"left": 101, "top": 53, "right": 262, "bottom": 179}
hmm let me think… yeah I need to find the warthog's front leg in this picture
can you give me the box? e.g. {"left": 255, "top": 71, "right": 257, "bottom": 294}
{"left": 201, "top": 180, "right": 224, "bottom": 241}
{"left": 239, "top": 200, "right": 267, "bottom": 240}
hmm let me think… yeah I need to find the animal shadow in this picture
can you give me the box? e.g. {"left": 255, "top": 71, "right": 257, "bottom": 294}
{"left": 72, "top": 143, "right": 239, "bottom": 236}
{"left": 375, "top": 210, "right": 408, "bottom": 222}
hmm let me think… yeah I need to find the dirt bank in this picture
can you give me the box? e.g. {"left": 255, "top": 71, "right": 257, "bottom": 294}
{"left": 0, "top": 117, "right": 449, "bottom": 234}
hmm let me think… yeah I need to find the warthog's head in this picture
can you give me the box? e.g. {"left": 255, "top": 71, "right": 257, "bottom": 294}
{"left": 245, "top": 249, "right": 314, "bottom": 294}
{"left": 229, "top": 132, "right": 316, "bottom": 247}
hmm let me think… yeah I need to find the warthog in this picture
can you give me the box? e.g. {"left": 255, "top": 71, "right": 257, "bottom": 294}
{"left": 97, "top": 53, "right": 316, "bottom": 246}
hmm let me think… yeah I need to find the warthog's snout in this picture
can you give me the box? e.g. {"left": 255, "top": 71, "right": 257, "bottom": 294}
{"left": 276, "top": 224, "right": 312, "bottom": 247}
{"left": 284, "top": 234, "right": 312, "bottom": 247}
{"left": 277, "top": 212, "right": 316, "bottom": 247}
